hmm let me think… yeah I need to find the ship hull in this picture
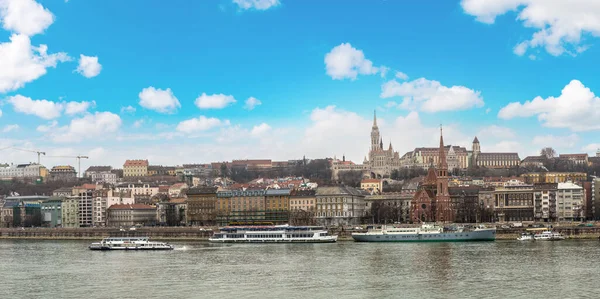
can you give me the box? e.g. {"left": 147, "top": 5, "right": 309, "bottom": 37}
{"left": 352, "top": 229, "right": 496, "bottom": 242}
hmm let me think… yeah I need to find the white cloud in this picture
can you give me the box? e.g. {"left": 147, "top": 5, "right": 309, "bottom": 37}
{"left": 7, "top": 95, "right": 64, "bottom": 119}
{"left": 51, "top": 112, "right": 122, "bottom": 143}
{"left": 380, "top": 78, "right": 484, "bottom": 112}
{"left": 195, "top": 93, "right": 236, "bottom": 109}
{"left": 36, "top": 120, "right": 58, "bottom": 132}
{"left": 461, "top": 0, "right": 600, "bottom": 56}
{"left": 379, "top": 66, "right": 390, "bottom": 78}
{"left": 384, "top": 101, "right": 398, "bottom": 108}
{"left": 498, "top": 80, "right": 600, "bottom": 131}
{"left": 0, "top": 0, "right": 54, "bottom": 36}
{"left": 486, "top": 140, "right": 523, "bottom": 153}
{"left": 75, "top": 54, "right": 102, "bottom": 78}
{"left": 324, "top": 43, "right": 380, "bottom": 80}
{"left": 251, "top": 123, "right": 271, "bottom": 136}
{"left": 244, "top": 97, "right": 262, "bottom": 110}
{"left": 485, "top": 108, "right": 491, "bottom": 114}
{"left": 65, "top": 101, "right": 95, "bottom": 115}
{"left": 120, "top": 105, "right": 136, "bottom": 114}
{"left": 0, "top": 109, "right": 2, "bottom": 117}
{"left": 133, "top": 119, "right": 144, "bottom": 128}
{"left": 532, "top": 134, "right": 579, "bottom": 148}
{"left": 583, "top": 143, "right": 600, "bottom": 153}
{"left": 477, "top": 125, "right": 515, "bottom": 139}
{"left": 233, "top": 0, "right": 280, "bottom": 10}
{"left": 0, "top": 34, "right": 70, "bottom": 93}
{"left": 138, "top": 87, "right": 181, "bottom": 113}
{"left": 2, "top": 124, "right": 19, "bottom": 133}
{"left": 176, "top": 116, "right": 223, "bottom": 133}
{"left": 395, "top": 71, "right": 409, "bottom": 80}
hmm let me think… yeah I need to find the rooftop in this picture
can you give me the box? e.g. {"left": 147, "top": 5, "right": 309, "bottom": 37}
{"left": 124, "top": 159, "right": 149, "bottom": 167}
{"left": 108, "top": 204, "right": 156, "bottom": 210}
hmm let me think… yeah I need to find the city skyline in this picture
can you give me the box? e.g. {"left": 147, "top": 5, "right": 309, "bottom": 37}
{"left": 1, "top": 0, "right": 600, "bottom": 169}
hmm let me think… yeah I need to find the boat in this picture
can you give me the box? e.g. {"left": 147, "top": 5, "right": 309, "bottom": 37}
{"left": 517, "top": 233, "right": 535, "bottom": 241}
{"left": 89, "top": 237, "right": 174, "bottom": 250}
{"left": 351, "top": 223, "right": 496, "bottom": 242}
{"left": 533, "top": 230, "right": 565, "bottom": 241}
{"left": 208, "top": 225, "right": 337, "bottom": 243}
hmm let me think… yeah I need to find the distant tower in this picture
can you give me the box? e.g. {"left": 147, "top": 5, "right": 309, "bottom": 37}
{"left": 472, "top": 136, "right": 481, "bottom": 168}
{"left": 435, "top": 125, "right": 454, "bottom": 223}
{"left": 342, "top": 154, "right": 345, "bottom": 162}
{"left": 371, "top": 110, "right": 381, "bottom": 151}
{"left": 597, "top": 148, "right": 600, "bottom": 157}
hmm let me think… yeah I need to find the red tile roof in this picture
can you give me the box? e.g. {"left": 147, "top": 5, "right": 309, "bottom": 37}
{"left": 108, "top": 204, "right": 156, "bottom": 210}
{"left": 124, "top": 159, "right": 149, "bottom": 167}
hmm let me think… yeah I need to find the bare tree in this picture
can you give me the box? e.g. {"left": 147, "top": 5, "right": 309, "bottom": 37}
{"left": 540, "top": 147, "right": 557, "bottom": 159}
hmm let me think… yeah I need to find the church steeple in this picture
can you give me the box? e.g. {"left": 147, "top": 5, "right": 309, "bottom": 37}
{"left": 371, "top": 110, "right": 381, "bottom": 151}
{"left": 438, "top": 125, "right": 448, "bottom": 170}
{"left": 380, "top": 137, "right": 383, "bottom": 150}
{"left": 388, "top": 140, "right": 393, "bottom": 151}
{"left": 373, "top": 110, "right": 378, "bottom": 128}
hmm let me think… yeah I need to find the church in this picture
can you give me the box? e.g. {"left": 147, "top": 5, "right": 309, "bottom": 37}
{"left": 410, "top": 128, "right": 455, "bottom": 223}
{"left": 365, "top": 111, "right": 401, "bottom": 178}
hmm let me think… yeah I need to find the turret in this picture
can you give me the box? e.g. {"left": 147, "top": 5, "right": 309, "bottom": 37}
{"left": 472, "top": 136, "right": 481, "bottom": 155}
{"left": 371, "top": 110, "right": 381, "bottom": 151}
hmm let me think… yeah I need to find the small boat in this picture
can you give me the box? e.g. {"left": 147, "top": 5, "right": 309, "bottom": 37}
{"left": 89, "top": 237, "right": 174, "bottom": 250}
{"left": 351, "top": 223, "right": 496, "bottom": 242}
{"left": 517, "top": 233, "right": 535, "bottom": 241}
{"left": 209, "top": 225, "right": 337, "bottom": 243}
{"left": 533, "top": 231, "right": 565, "bottom": 241}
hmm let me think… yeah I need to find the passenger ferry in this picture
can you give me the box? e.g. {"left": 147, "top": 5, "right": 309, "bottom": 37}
{"left": 352, "top": 223, "right": 496, "bottom": 242}
{"left": 209, "top": 225, "right": 337, "bottom": 243}
{"left": 89, "top": 237, "right": 174, "bottom": 250}
{"left": 533, "top": 230, "right": 565, "bottom": 241}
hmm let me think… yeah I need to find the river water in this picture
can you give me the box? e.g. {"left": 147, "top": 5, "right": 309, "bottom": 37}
{"left": 0, "top": 240, "right": 598, "bottom": 299}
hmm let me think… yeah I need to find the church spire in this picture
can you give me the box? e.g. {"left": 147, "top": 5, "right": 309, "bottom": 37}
{"left": 438, "top": 125, "right": 448, "bottom": 170}
{"left": 373, "top": 110, "right": 378, "bottom": 128}
{"left": 380, "top": 137, "right": 383, "bottom": 150}
{"left": 388, "top": 140, "right": 393, "bottom": 151}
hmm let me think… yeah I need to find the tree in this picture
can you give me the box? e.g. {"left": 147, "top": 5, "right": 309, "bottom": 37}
{"left": 540, "top": 147, "right": 556, "bottom": 159}
{"left": 338, "top": 170, "right": 363, "bottom": 187}
{"left": 220, "top": 163, "right": 229, "bottom": 178}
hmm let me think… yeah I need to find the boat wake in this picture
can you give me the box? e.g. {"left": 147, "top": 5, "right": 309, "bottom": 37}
{"left": 174, "top": 246, "right": 189, "bottom": 251}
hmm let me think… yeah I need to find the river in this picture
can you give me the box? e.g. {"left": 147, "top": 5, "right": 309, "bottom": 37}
{"left": 0, "top": 240, "right": 598, "bottom": 299}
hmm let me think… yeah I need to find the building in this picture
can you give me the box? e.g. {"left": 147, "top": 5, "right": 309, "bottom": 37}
{"left": 315, "top": 186, "right": 368, "bottom": 226}
{"left": 367, "top": 111, "right": 402, "bottom": 178}
{"left": 85, "top": 166, "right": 117, "bottom": 185}
{"left": 12, "top": 202, "right": 42, "bottom": 227}
{"left": 402, "top": 145, "right": 469, "bottom": 170}
{"left": 364, "top": 192, "right": 413, "bottom": 223}
{"left": 72, "top": 189, "right": 93, "bottom": 227}
{"left": 410, "top": 128, "right": 454, "bottom": 223}
{"left": 48, "top": 165, "right": 77, "bottom": 182}
{"left": 493, "top": 184, "right": 534, "bottom": 222}
{"left": 107, "top": 204, "right": 157, "bottom": 227}
{"left": 583, "top": 181, "right": 593, "bottom": 220}
{"left": 290, "top": 190, "right": 316, "bottom": 212}
{"left": 522, "top": 172, "right": 587, "bottom": 184}
{"left": 533, "top": 183, "right": 557, "bottom": 222}
{"left": 186, "top": 187, "right": 218, "bottom": 226}
{"left": 471, "top": 137, "right": 520, "bottom": 168}
{"left": 592, "top": 177, "right": 600, "bottom": 220}
{"left": 0, "top": 163, "right": 47, "bottom": 181}
{"left": 478, "top": 187, "right": 495, "bottom": 223}
{"left": 449, "top": 186, "right": 481, "bottom": 223}
{"left": 559, "top": 154, "right": 589, "bottom": 165}
{"left": 157, "top": 198, "right": 187, "bottom": 226}
{"left": 360, "top": 179, "right": 383, "bottom": 193}
{"left": 216, "top": 189, "right": 268, "bottom": 225}
{"left": 264, "top": 189, "right": 291, "bottom": 224}
{"left": 115, "top": 183, "right": 159, "bottom": 197}
{"left": 1, "top": 200, "right": 19, "bottom": 227}
{"left": 521, "top": 156, "right": 546, "bottom": 168}
{"left": 53, "top": 187, "right": 73, "bottom": 197}
{"left": 331, "top": 158, "right": 370, "bottom": 180}
{"left": 169, "top": 183, "right": 189, "bottom": 198}
{"left": 61, "top": 197, "right": 79, "bottom": 228}
{"left": 41, "top": 198, "right": 62, "bottom": 228}
{"left": 123, "top": 159, "right": 149, "bottom": 177}
{"left": 556, "top": 182, "right": 584, "bottom": 221}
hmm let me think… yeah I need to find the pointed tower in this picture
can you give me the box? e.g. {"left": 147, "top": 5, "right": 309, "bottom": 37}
{"left": 471, "top": 136, "right": 481, "bottom": 168}
{"left": 371, "top": 110, "right": 381, "bottom": 151}
{"left": 435, "top": 125, "right": 454, "bottom": 223}
{"left": 380, "top": 137, "right": 383, "bottom": 150}
{"left": 388, "top": 141, "right": 393, "bottom": 151}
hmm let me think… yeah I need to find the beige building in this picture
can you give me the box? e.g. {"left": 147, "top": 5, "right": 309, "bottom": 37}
{"left": 360, "top": 179, "right": 383, "bottom": 193}
{"left": 115, "top": 183, "right": 159, "bottom": 197}
{"left": 61, "top": 197, "right": 79, "bottom": 228}
{"left": 557, "top": 182, "right": 584, "bottom": 221}
{"left": 315, "top": 186, "right": 368, "bottom": 226}
{"left": 522, "top": 172, "right": 587, "bottom": 184}
{"left": 123, "top": 160, "right": 149, "bottom": 177}
{"left": 107, "top": 204, "right": 157, "bottom": 227}
{"left": 289, "top": 190, "right": 316, "bottom": 212}
{"left": 493, "top": 184, "right": 535, "bottom": 222}
{"left": 48, "top": 165, "right": 78, "bottom": 182}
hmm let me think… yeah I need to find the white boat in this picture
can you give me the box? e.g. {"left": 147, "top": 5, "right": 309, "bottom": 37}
{"left": 89, "top": 237, "right": 174, "bottom": 250}
{"left": 533, "top": 231, "right": 565, "bottom": 241}
{"left": 351, "top": 223, "right": 496, "bottom": 242}
{"left": 517, "top": 233, "right": 535, "bottom": 241}
{"left": 209, "top": 225, "right": 337, "bottom": 243}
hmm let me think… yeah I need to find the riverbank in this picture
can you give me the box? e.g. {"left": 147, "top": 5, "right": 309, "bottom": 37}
{"left": 2, "top": 226, "right": 600, "bottom": 241}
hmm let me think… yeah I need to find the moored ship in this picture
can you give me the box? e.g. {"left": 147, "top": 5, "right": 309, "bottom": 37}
{"left": 209, "top": 225, "right": 337, "bottom": 243}
{"left": 89, "top": 237, "right": 174, "bottom": 250}
{"left": 352, "top": 223, "right": 496, "bottom": 242}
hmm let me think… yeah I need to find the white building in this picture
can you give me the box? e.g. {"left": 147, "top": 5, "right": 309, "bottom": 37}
{"left": 0, "top": 163, "right": 46, "bottom": 179}
{"left": 557, "top": 182, "right": 584, "bottom": 221}
{"left": 115, "top": 183, "right": 159, "bottom": 197}
{"left": 315, "top": 186, "right": 368, "bottom": 226}
{"left": 92, "top": 189, "right": 135, "bottom": 227}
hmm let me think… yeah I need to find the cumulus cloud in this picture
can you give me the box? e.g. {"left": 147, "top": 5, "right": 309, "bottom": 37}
{"left": 195, "top": 93, "right": 236, "bottom": 109}
{"left": 138, "top": 87, "right": 181, "bottom": 113}
{"left": 498, "top": 80, "right": 600, "bottom": 131}
{"left": 251, "top": 123, "right": 271, "bottom": 136}
{"left": 133, "top": 119, "right": 144, "bottom": 128}
{"left": 380, "top": 78, "right": 484, "bottom": 112}
{"left": 7, "top": 95, "right": 64, "bottom": 119}
{"left": 0, "top": 0, "right": 54, "bottom": 36}
{"left": 36, "top": 120, "right": 58, "bottom": 132}
{"left": 0, "top": 109, "right": 2, "bottom": 117}
{"left": 324, "top": 43, "right": 381, "bottom": 80}
{"left": 176, "top": 116, "right": 224, "bottom": 133}
{"left": 51, "top": 112, "right": 122, "bottom": 143}
{"left": 477, "top": 125, "right": 515, "bottom": 139}
{"left": 461, "top": 0, "right": 600, "bottom": 56}
{"left": 395, "top": 71, "right": 409, "bottom": 80}
{"left": 233, "top": 0, "right": 280, "bottom": 10}
{"left": 120, "top": 105, "right": 136, "bottom": 114}
{"left": 0, "top": 34, "right": 70, "bottom": 93}
{"left": 65, "top": 101, "right": 95, "bottom": 115}
{"left": 244, "top": 97, "right": 262, "bottom": 110}
{"left": 75, "top": 54, "right": 102, "bottom": 78}
{"left": 532, "top": 134, "right": 579, "bottom": 148}
{"left": 2, "top": 124, "right": 19, "bottom": 133}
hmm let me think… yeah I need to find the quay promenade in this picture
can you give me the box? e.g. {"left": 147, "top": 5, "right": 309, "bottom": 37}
{"left": 2, "top": 226, "right": 600, "bottom": 240}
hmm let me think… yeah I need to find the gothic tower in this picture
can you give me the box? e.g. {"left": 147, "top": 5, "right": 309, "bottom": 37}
{"left": 371, "top": 110, "right": 381, "bottom": 151}
{"left": 435, "top": 126, "right": 454, "bottom": 222}
{"left": 471, "top": 136, "right": 480, "bottom": 168}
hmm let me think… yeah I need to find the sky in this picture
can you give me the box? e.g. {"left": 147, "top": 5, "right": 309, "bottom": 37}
{"left": 1, "top": 0, "right": 600, "bottom": 170}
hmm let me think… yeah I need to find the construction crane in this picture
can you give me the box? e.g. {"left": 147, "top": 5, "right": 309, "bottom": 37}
{"left": 9, "top": 147, "right": 46, "bottom": 164}
{"left": 45, "top": 155, "right": 89, "bottom": 178}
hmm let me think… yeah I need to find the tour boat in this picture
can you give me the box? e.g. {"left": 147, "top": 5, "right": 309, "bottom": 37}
{"left": 517, "top": 233, "right": 535, "bottom": 241}
{"left": 89, "top": 237, "right": 174, "bottom": 250}
{"left": 351, "top": 223, "right": 496, "bottom": 242}
{"left": 533, "top": 231, "right": 565, "bottom": 241}
{"left": 209, "top": 225, "right": 337, "bottom": 243}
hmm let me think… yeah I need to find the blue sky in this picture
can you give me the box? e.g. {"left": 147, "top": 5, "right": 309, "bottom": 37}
{"left": 1, "top": 0, "right": 600, "bottom": 169}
